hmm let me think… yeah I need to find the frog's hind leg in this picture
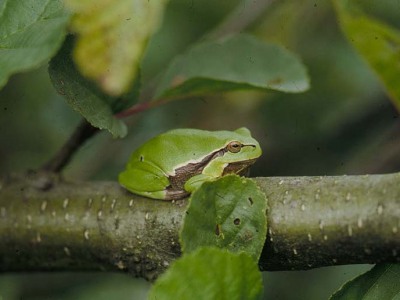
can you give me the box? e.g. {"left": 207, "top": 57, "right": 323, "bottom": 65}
{"left": 119, "top": 161, "right": 170, "bottom": 200}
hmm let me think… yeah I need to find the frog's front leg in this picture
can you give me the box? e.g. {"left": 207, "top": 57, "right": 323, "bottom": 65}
{"left": 184, "top": 173, "right": 218, "bottom": 193}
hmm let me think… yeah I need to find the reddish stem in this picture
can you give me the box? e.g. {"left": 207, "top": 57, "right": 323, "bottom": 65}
{"left": 115, "top": 102, "right": 151, "bottom": 118}
{"left": 114, "top": 99, "right": 168, "bottom": 118}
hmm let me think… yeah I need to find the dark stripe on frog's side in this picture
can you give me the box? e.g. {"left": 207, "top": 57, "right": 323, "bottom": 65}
{"left": 164, "top": 150, "right": 257, "bottom": 200}
{"left": 165, "top": 148, "right": 226, "bottom": 200}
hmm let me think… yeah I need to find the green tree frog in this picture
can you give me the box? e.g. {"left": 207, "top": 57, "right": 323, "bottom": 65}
{"left": 118, "top": 127, "right": 262, "bottom": 200}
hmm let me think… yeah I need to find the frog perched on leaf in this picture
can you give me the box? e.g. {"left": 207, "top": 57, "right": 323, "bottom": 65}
{"left": 118, "top": 128, "right": 262, "bottom": 200}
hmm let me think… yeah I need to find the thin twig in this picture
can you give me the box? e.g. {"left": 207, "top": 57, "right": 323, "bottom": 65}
{"left": 40, "top": 119, "right": 98, "bottom": 173}
{"left": 205, "top": 0, "right": 276, "bottom": 40}
{"left": 115, "top": 101, "right": 158, "bottom": 119}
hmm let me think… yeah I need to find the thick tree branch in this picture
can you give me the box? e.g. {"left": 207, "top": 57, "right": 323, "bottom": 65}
{"left": 0, "top": 173, "right": 399, "bottom": 280}
{"left": 258, "top": 174, "right": 400, "bottom": 270}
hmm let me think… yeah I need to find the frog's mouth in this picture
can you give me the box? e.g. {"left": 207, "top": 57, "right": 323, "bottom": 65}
{"left": 222, "top": 158, "right": 258, "bottom": 176}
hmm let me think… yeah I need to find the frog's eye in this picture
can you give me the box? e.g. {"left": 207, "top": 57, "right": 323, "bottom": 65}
{"left": 227, "top": 141, "right": 243, "bottom": 153}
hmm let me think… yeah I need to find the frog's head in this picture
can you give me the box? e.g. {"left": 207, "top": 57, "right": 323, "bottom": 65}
{"left": 218, "top": 127, "right": 262, "bottom": 169}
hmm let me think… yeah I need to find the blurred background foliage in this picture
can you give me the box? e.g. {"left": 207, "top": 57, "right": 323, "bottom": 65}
{"left": 0, "top": 0, "right": 399, "bottom": 299}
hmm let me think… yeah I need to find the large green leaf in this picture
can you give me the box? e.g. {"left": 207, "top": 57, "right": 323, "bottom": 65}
{"left": 64, "top": 0, "right": 168, "bottom": 96}
{"left": 148, "top": 247, "right": 263, "bottom": 300}
{"left": 49, "top": 37, "right": 127, "bottom": 138}
{"left": 180, "top": 175, "right": 267, "bottom": 262}
{"left": 334, "top": 0, "right": 400, "bottom": 110}
{"left": 154, "top": 34, "right": 309, "bottom": 100}
{"left": 0, "top": 0, "right": 70, "bottom": 89}
{"left": 331, "top": 264, "right": 400, "bottom": 299}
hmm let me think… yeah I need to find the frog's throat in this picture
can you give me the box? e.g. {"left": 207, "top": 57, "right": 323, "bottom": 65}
{"left": 222, "top": 158, "right": 258, "bottom": 176}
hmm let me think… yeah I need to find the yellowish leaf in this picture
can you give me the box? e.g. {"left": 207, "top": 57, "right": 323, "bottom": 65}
{"left": 334, "top": 0, "right": 400, "bottom": 111}
{"left": 65, "top": 0, "right": 167, "bottom": 96}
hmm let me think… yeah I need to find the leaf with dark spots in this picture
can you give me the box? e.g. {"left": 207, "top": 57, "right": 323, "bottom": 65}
{"left": 180, "top": 175, "right": 267, "bottom": 261}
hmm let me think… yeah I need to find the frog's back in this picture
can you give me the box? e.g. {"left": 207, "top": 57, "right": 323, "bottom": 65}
{"left": 129, "top": 129, "right": 236, "bottom": 174}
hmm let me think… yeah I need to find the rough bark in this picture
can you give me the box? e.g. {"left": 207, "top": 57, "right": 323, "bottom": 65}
{"left": 0, "top": 172, "right": 399, "bottom": 280}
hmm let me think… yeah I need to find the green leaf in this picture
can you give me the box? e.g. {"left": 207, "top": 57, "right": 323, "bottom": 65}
{"left": 180, "top": 175, "right": 267, "bottom": 262}
{"left": 64, "top": 0, "right": 168, "bottom": 96}
{"left": 148, "top": 247, "right": 263, "bottom": 300}
{"left": 154, "top": 34, "right": 309, "bottom": 100}
{"left": 0, "top": 0, "right": 70, "bottom": 89}
{"left": 49, "top": 37, "right": 127, "bottom": 138}
{"left": 334, "top": 0, "right": 400, "bottom": 110}
{"left": 331, "top": 264, "right": 400, "bottom": 300}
